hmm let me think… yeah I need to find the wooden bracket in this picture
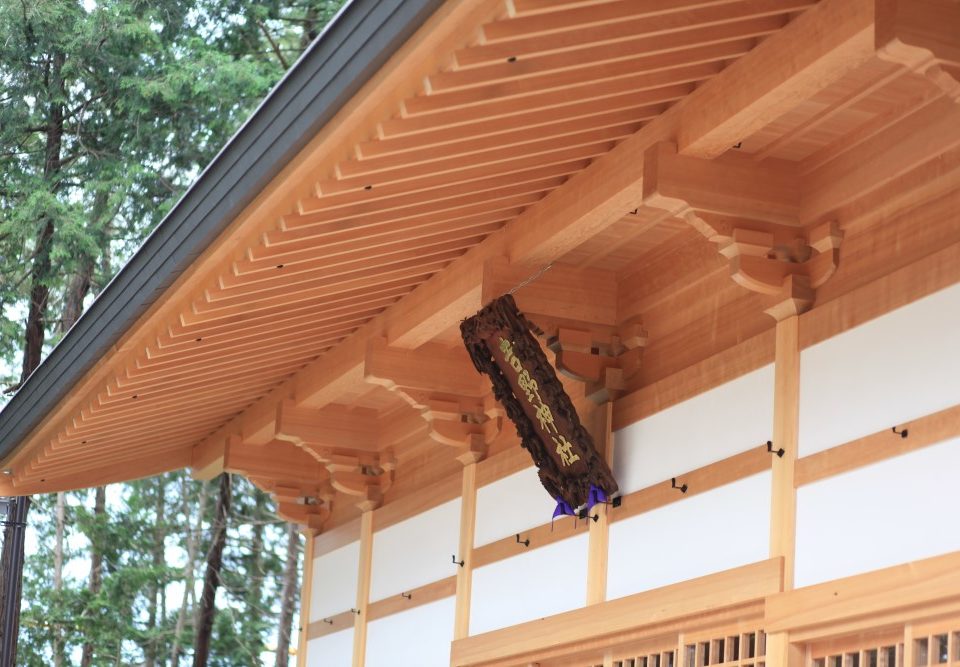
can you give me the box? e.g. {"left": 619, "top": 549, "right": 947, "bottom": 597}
{"left": 222, "top": 437, "right": 334, "bottom": 529}
{"left": 875, "top": 0, "right": 960, "bottom": 102}
{"left": 547, "top": 319, "right": 647, "bottom": 403}
{"left": 364, "top": 338, "right": 501, "bottom": 464}
{"left": 324, "top": 449, "right": 396, "bottom": 513}
{"left": 642, "top": 142, "right": 843, "bottom": 320}
{"left": 724, "top": 221, "right": 842, "bottom": 320}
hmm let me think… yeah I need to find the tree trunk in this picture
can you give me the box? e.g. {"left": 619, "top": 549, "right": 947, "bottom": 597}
{"left": 22, "top": 50, "right": 65, "bottom": 382}
{"left": 0, "top": 496, "right": 31, "bottom": 666}
{"left": 246, "top": 490, "right": 267, "bottom": 664}
{"left": 53, "top": 492, "right": 66, "bottom": 667}
{"left": 171, "top": 477, "right": 208, "bottom": 667}
{"left": 192, "top": 473, "right": 231, "bottom": 667}
{"left": 146, "top": 477, "right": 166, "bottom": 667}
{"left": 274, "top": 524, "right": 301, "bottom": 667}
{"left": 80, "top": 486, "right": 106, "bottom": 667}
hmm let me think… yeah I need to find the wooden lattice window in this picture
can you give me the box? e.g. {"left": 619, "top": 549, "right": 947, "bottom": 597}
{"left": 812, "top": 636, "right": 902, "bottom": 667}
{"left": 912, "top": 624, "right": 960, "bottom": 667}
{"left": 609, "top": 648, "right": 678, "bottom": 667}
{"left": 684, "top": 630, "right": 767, "bottom": 667}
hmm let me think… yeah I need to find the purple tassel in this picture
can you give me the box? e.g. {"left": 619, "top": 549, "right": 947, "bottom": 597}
{"left": 587, "top": 485, "right": 607, "bottom": 510}
{"left": 552, "top": 499, "right": 575, "bottom": 519}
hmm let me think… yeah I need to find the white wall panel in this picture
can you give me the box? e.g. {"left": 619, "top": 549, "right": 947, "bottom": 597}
{"left": 370, "top": 497, "right": 461, "bottom": 602}
{"left": 796, "top": 438, "right": 960, "bottom": 588}
{"left": 614, "top": 365, "right": 774, "bottom": 494}
{"left": 470, "top": 532, "right": 588, "bottom": 635}
{"left": 607, "top": 472, "right": 771, "bottom": 601}
{"left": 474, "top": 466, "right": 557, "bottom": 547}
{"left": 306, "top": 628, "right": 354, "bottom": 667}
{"left": 799, "top": 283, "right": 960, "bottom": 456}
{"left": 310, "top": 540, "right": 360, "bottom": 621}
{"left": 366, "top": 597, "right": 455, "bottom": 667}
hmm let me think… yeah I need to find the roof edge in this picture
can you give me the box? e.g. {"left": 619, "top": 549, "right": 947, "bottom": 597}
{"left": 0, "top": 0, "right": 446, "bottom": 463}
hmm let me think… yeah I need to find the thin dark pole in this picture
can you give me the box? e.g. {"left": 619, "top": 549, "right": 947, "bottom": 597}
{"left": 0, "top": 496, "right": 30, "bottom": 667}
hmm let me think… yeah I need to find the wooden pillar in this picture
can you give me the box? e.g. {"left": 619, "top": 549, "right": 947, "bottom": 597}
{"left": 767, "top": 317, "right": 802, "bottom": 667}
{"left": 352, "top": 510, "right": 374, "bottom": 667}
{"left": 767, "top": 632, "right": 804, "bottom": 667}
{"left": 586, "top": 401, "right": 614, "bottom": 606}
{"left": 770, "top": 315, "right": 800, "bottom": 591}
{"left": 454, "top": 461, "right": 478, "bottom": 639}
{"left": 296, "top": 530, "right": 316, "bottom": 667}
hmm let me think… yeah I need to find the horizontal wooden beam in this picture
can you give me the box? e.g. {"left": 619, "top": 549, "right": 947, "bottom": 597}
{"left": 801, "top": 96, "right": 960, "bottom": 224}
{"left": 274, "top": 401, "right": 380, "bottom": 451}
{"left": 185, "top": 0, "right": 889, "bottom": 474}
{"left": 765, "top": 550, "right": 960, "bottom": 636}
{"left": 481, "top": 260, "right": 619, "bottom": 329}
{"left": 795, "top": 401, "right": 960, "bottom": 486}
{"left": 223, "top": 437, "right": 328, "bottom": 484}
{"left": 677, "top": 0, "right": 878, "bottom": 158}
{"left": 450, "top": 558, "right": 782, "bottom": 667}
{"left": 363, "top": 337, "right": 485, "bottom": 397}
{"left": 643, "top": 142, "right": 801, "bottom": 226}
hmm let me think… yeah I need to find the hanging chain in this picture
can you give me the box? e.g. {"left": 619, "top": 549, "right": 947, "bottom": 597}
{"left": 508, "top": 261, "right": 555, "bottom": 295}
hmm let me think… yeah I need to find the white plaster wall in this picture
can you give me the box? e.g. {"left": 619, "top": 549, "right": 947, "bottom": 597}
{"left": 306, "top": 628, "right": 354, "bottom": 667}
{"left": 470, "top": 531, "right": 589, "bottom": 635}
{"left": 370, "top": 497, "right": 461, "bottom": 602}
{"left": 310, "top": 540, "right": 360, "bottom": 621}
{"left": 607, "top": 472, "right": 771, "bottom": 601}
{"left": 795, "top": 437, "right": 960, "bottom": 588}
{"left": 613, "top": 365, "right": 774, "bottom": 494}
{"left": 474, "top": 466, "right": 558, "bottom": 547}
{"left": 799, "top": 282, "right": 960, "bottom": 456}
{"left": 365, "top": 596, "right": 455, "bottom": 667}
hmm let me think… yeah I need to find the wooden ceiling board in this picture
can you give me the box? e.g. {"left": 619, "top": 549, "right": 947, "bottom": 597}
{"left": 5, "top": 0, "right": 831, "bottom": 496}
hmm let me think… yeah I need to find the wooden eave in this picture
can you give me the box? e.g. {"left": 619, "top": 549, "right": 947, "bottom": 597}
{"left": 1, "top": 0, "right": 959, "bottom": 533}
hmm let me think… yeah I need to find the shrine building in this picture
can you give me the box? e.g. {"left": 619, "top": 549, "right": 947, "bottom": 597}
{"left": 1, "top": 0, "right": 959, "bottom": 665}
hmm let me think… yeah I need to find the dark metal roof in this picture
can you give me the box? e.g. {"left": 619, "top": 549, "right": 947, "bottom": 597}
{"left": 0, "top": 0, "right": 445, "bottom": 461}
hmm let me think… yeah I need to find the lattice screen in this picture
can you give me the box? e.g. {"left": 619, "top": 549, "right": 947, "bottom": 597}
{"left": 684, "top": 630, "right": 767, "bottom": 667}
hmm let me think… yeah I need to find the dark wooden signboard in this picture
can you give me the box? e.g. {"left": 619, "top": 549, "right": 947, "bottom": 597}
{"left": 461, "top": 294, "right": 618, "bottom": 509}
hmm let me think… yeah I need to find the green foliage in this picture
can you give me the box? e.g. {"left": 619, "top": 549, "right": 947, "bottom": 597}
{"left": 20, "top": 474, "right": 303, "bottom": 665}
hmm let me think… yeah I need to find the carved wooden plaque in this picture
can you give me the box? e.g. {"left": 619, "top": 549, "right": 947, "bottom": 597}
{"left": 461, "top": 294, "right": 618, "bottom": 509}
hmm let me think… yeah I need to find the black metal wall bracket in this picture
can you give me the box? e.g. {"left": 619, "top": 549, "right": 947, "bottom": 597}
{"left": 452, "top": 554, "right": 464, "bottom": 567}
{"left": 767, "top": 440, "right": 785, "bottom": 457}
{"left": 577, "top": 507, "right": 599, "bottom": 522}
{"left": 515, "top": 533, "right": 530, "bottom": 547}
{"left": 671, "top": 477, "right": 688, "bottom": 493}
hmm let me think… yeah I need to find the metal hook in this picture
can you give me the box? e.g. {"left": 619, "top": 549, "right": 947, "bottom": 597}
{"left": 892, "top": 426, "right": 909, "bottom": 438}
{"left": 452, "top": 554, "right": 464, "bottom": 567}
{"left": 577, "top": 508, "right": 599, "bottom": 522}
{"left": 515, "top": 533, "right": 530, "bottom": 547}
{"left": 401, "top": 592, "right": 412, "bottom": 600}
{"left": 767, "top": 440, "right": 785, "bottom": 457}
{"left": 323, "top": 618, "right": 333, "bottom": 625}
{"left": 671, "top": 477, "right": 688, "bottom": 493}
{"left": 350, "top": 608, "right": 360, "bottom": 615}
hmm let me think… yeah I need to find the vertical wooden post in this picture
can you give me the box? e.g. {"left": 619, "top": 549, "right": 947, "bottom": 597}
{"left": 767, "top": 632, "right": 803, "bottom": 667}
{"left": 352, "top": 510, "right": 374, "bottom": 667}
{"left": 586, "top": 400, "right": 614, "bottom": 606}
{"left": 904, "top": 623, "right": 915, "bottom": 667}
{"left": 770, "top": 315, "right": 800, "bottom": 591}
{"left": 296, "top": 530, "right": 316, "bottom": 667}
{"left": 454, "top": 461, "right": 478, "bottom": 639}
{"left": 767, "top": 316, "right": 801, "bottom": 667}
